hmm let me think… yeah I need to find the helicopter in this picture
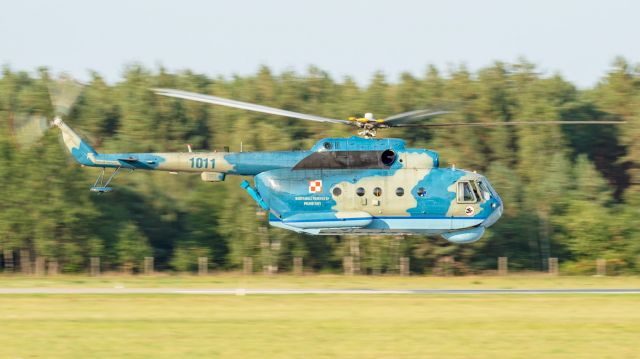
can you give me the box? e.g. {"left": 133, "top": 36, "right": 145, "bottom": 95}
{"left": 50, "top": 87, "right": 623, "bottom": 243}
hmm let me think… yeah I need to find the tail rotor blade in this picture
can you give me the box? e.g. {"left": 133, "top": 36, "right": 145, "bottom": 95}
{"left": 48, "top": 74, "right": 84, "bottom": 117}
{"left": 9, "top": 113, "right": 50, "bottom": 148}
{"left": 8, "top": 74, "right": 84, "bottom": 149}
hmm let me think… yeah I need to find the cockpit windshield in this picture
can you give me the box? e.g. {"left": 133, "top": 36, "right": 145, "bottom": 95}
{"left": 477, "top": 180, "right": 492, "bottom": 200}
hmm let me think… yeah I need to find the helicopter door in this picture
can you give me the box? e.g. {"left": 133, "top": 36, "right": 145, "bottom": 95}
{"left": 452, "top": 180, "right": 481, "bottom": 229}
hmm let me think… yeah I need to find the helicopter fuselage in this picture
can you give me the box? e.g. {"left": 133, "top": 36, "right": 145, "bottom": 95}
{"left": 57, "top": 118, "right": 503, "bottom": 242}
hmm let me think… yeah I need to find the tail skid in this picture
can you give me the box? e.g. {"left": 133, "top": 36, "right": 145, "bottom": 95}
{"left": 90, "top": 167, "right": 120, "bottom": 193}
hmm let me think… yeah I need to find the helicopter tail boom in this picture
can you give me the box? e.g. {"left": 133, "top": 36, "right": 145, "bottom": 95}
{"left": 53, "top": 117, "right": 99, "bottom": 166}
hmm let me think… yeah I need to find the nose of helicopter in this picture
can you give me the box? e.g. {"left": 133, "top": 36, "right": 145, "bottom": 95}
{"left": 483, "top": 196, "right": 503, "bottom": 228}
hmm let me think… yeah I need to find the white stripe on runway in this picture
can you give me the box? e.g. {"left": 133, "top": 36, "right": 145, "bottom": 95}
{"left": 0, "top": 288, "right": 639, "bottom": 295}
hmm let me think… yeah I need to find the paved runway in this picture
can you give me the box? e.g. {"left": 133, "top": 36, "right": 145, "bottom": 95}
{"left": 0, "top": 288, "right": 639, "bottom": 295}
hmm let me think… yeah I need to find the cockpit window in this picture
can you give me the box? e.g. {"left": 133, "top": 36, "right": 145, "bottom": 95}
{"left": 477, "top": 181, "right": 492, "bottom": 200}
{"left": 457, "top": 181, "right": 477, "bottom": 203}
{"left": 469, "top": 180, "right": 482, "bottom": 201}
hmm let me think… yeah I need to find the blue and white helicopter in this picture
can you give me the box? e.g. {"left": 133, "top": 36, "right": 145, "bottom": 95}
{"left": 51, "top": 88, "right": 621, "bottom": 243}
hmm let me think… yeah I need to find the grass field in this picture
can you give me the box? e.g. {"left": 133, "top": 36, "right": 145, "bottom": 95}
{"left": 1, "top": 273, "right": 640, "bottom": 289}
{"left": 0, "top": 294, "right": 639, "bottom": 358}
{"left": 0, "top": 275, "right": 639, "bottom": 358}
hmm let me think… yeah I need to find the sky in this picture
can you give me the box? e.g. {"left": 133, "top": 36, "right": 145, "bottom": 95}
{"left": 0, "top": 0, "right": 638, "bottom": 88}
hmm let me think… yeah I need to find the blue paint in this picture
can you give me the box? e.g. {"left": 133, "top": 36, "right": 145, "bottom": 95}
{"left": 58, "top": 118, "right": 503, "bottom": 238}
{"left": 69, "top": 139, "right": 98, "bottom": 166}
{"left": 281, "top": 215, "right": 486, "bottom": 223}
{"left": 240, "top": 180, "right": 269, "bottom": 210}
{"left": 224, "top": 151, "right": 310, "bottom": 175}
{"left": 409, "top": 168, "right": 463, "bottom": 216}
{"left": 441, "top": 227, "right": 486, "bottom": 244}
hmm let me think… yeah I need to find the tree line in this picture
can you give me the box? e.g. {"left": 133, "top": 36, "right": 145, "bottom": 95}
{"left": 0, "top": 58, "right": 639, "bottom": 274}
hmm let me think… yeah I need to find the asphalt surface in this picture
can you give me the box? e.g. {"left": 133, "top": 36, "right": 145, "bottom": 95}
{"left": 0, "top": 288, "right": 639, "bottom": 295}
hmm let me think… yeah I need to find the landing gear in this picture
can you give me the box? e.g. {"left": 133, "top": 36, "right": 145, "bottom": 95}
{"left": 90, "top": 167, "right": 121, "bottom": 193}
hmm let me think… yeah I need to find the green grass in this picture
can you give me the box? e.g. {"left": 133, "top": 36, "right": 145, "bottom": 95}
{"left": 0, "top": 273, "right": 639, "bottom": 289}
{"left": 0, "top": 275, "right": 639, "bottom": 358}
{"left": 0, "top": 294, "right": 638, "bottom": 358}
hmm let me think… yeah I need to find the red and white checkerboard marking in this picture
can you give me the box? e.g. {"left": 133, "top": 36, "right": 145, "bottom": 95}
{"left": 309, "top": 180, "right": 322, "bottom": 193}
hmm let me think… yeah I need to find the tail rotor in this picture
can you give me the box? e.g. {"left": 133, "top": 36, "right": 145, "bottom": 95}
{"left": 6, "top": 74, "right": 84, "bottom": 149}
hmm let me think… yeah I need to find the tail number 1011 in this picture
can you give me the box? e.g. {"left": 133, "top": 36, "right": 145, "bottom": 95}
{"left": 189, "top": 157, "right": 216, "bottom": 169}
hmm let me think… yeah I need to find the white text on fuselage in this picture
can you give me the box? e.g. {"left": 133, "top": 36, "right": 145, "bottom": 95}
{"left": 295, "top": 196, "right": 330, "bottom": 206}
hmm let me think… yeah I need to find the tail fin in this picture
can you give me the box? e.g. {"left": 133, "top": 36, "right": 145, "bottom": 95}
{"left": 53, "top": 117, "right": 98, "bottom": 165}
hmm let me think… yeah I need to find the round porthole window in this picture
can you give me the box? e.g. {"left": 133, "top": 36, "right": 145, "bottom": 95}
{"left": 381, "top": 149, "right": 396, "bottom": 166}
{"left": 373, "top": 187, "right": 382, "bottom": 197}
{"left": 332, "top": 187, "right": 342, "bottom": 196}
{"left": 356, "top": 187, "right": 365, "bottom": 197}
{"left": 417, "top": 187, "right": 426, "bottom": 197}
{"left": 396, "top": 187, "right": 404, "bottom": 196}
{"left": 323, "top": 142, "right": 332, "bottom": 150}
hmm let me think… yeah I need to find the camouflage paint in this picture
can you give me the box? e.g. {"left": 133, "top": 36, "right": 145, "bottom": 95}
{"left": 56, "top": 119, "right": 502, "bottom": 240}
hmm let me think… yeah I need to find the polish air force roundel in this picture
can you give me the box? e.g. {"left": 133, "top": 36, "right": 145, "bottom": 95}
{"left": 309, "top": 180, "right": 322, "bottom": 193}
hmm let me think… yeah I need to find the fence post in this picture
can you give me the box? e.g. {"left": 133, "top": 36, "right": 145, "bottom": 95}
{"left": 144, "top": 257, "right": 154, "bottom": 275}
{"left": 35, "top": 256, "right": 45, "bottom": 276}
{"left": 293, "top": 257, "right": 303, "bottom": 276}
{"left": 90, "top": 257, "right": 100, "bottom": 277}
{"left": 122, "top": 262, "right": 133, "bottom": 275}
{"left": 348, "top": 237, "right": 361, "bottom": 274}
{"left": 400, "top": 257, "right": 410, "bottom": 276}
{"left": 597, "top": 258, "right": 606, "bottom": 276}
{"left": 498, "top": 257, "right": 508, "bottom": 276}
{"left": 198, "top": 257, "right": 208, "bottom": 276}
{"left": 443, "top": 256, "right": 454, "bottom": 276}
{"left": 344, "top": 256, "right": 355, "bottom": 276}
{"left": 243, "top": 257, "right": 253, "bottom": 275}
{"left": 548, "top": 257, "right": 559, "bottom": 275}
{"left": 3, "top": 250, "right": 13, "bottom": 273}
{"left": 48, "top": 259, "right": 59, "bottom": 276}
{"left": 20, "top": 249, "right": 31, "bottom": 275}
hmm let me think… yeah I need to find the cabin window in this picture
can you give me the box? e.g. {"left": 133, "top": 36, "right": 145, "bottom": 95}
{"left": 323, "top": 142, "right": 332, "bottom": 150}
{"left": 396, "top": 187, "right": 404, "bottom": 197}
{"left": 332, "top": 187, "right": 342, "bottom": 196}
{"left": 373, "top": 187, "right": 382, "bottom": 197}
{"left": 356, "top": 187, "right": 365, "bottom": 197}
{"left": 417, "top": 187, "right": 426, "bottom": 197}
{"left": 457, "top": 181, "right": 477, "bottom": 203}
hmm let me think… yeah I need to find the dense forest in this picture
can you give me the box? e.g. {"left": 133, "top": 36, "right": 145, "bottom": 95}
{"left": 0, "top": 58, "right": 639, "bottom": 274}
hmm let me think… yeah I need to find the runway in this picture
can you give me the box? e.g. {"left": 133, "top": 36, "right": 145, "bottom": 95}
{"left": 0, "top": 288, "right": 639, "bottom": 295}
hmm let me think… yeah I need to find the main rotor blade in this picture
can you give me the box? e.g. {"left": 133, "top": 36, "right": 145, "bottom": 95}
{"left": 383, "top": 109, "right": 452, "bottom": 126}
{"left": 153, "top": 88, "right": 353, "bottom": 125}
{"left": 395, "top": 120, "right": 626, "bottom": 127}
